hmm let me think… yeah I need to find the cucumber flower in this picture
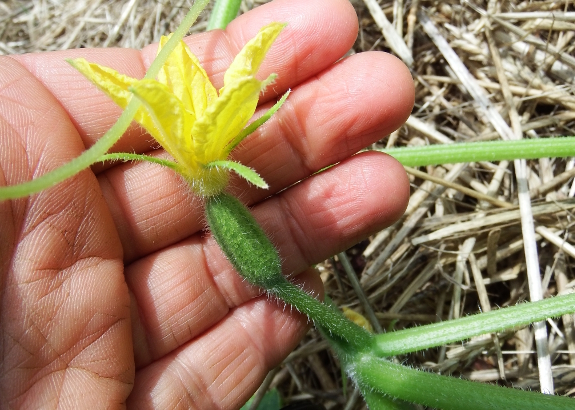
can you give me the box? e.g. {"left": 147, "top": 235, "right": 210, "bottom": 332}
{"left": 70, "top": 22, "right": 287, "bottom": 197}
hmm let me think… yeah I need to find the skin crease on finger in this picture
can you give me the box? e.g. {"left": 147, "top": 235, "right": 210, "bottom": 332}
{"left": 0, "top": 0, "right": 415, "bottom": 408}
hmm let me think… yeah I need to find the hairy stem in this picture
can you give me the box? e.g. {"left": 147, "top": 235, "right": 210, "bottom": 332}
{"left": 373, "top": 292, "right": 575, "bottom": 356}
{"left": 269, "top": 280, "right": 373, "bottom": 350}
{"left": 353, "top": 356, "right": 575, "bottom": 410}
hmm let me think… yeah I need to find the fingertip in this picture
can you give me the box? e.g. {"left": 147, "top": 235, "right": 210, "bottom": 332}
{"left": 228, "top": 0, "right": 358, "bottom": 42}
{"left": 383, "top": 52, "right": 415, "bottom": 128}
{"left": 253, "top": 150, "right": 410, "bottom": 274}
{"left": 362, "top": 151, "right": 410, "bottom": 224}
{"left": 345, "top": 51, "right": 414, "bottom": 137}
{"left": 331, "top": 150, "right": 409, "bottom": 231}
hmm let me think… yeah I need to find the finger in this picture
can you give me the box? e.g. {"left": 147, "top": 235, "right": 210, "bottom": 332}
{"left": 126, "top": 152, "right": 408, "bottom": 366}
{"left": 12, "top": 0, "right": 357, "bottom": 154}
{"left": 100, "top": 51, "right": 413, "bottom": 262}
{"left": 228, "top": 50, "right": 414, "bottom": 204}
{"left": 243, "top": 152, "right": 410, "bottom": 274}
{"left": 127, "top": 269, "right": 321, "bottom": 409}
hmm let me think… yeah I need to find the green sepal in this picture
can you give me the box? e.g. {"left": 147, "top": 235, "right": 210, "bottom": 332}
{"left": 206, "top": 160, "right": 268, "bottom": 189}
{"left": 227, "top": 89, "right": 290, "bottom": 152}
{"left": 99, "top": 153, "right": 182, "bottom": 172}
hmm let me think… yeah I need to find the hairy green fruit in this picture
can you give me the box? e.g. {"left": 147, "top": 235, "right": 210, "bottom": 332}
{"left": 205, "top": 192, "right": 284, "bottom": 289}
{"left": 205, "top": 192, "right": 373, "bottom": 351}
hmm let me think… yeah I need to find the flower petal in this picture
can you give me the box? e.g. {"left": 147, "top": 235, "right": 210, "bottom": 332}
{"left": 157, "top": 36, "right": 217, "bottom": 121}
{"left": 69, "top": 58, "right": 136, "bottom": 107}
{"left": 68, "top": 58, "right": 154, "bottom": 130}
{"left": 192, "top": 77, "right": 261, "bottom": 164}
{"left": 130, "top": 79, "right": 195, "bottom": 166}
{"left": 221, "top": 22, "right": 286, "bottom": 93}
{"left": 342, "top": 307, "right": 374, "bottom": 333}
{"left": 228, "top": 88, "right": 290, "bottom": 152}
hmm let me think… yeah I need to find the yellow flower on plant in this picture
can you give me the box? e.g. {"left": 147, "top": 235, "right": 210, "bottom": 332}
{"left": 342, "top": 307, "right": 374, "bottom": 333}
{"left": 70, "top": 22, "right": 287, "bottom": 197}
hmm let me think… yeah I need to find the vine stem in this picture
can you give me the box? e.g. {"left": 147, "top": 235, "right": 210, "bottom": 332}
{"left": 352, "top": 355, "right": 575, "bottom": 410}
{"left": 373, "top": 292, "right": 575, "bottom": 356}
{"left": 380, "top": 136, "right": 575, "bottom": 167}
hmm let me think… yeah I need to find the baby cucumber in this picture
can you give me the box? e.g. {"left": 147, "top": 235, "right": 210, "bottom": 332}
{"left": 206, "top": 192, "right": 285, "bottom": 289}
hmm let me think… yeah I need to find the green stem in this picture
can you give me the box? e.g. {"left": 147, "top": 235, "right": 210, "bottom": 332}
{"left": 353, "top": 356, "right": 575, "bottom": 409}
{"left": 0, "top": 0, "right": 209, "bottom": 201}
{"left": 362, "top": 391, "right": 417, "bottom": 410}
{"left": 207, "top": 0, "right": 242, "bottom": 30}
{"left": 373, "top": 292, "right": 575, "bottom": 356}
{"left": 0, "top": 102, "right": 140, "bottom": 200}
{"left": 381, "top": 136, "right": 575, "bottom": 167}
{"left": 269, "top": 280, "right": 373, "bottom": 351}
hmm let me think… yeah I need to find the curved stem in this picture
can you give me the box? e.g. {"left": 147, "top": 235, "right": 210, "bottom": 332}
{"left": 0, "top": 103, "right": 141, "bottom": 200}
{"left": 353, "top": 356, "right": 575, "bottom": 410}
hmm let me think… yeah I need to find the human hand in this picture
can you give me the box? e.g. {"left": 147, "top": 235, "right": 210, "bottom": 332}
{"left": 0, "top": 0, "right": 413, "bottom": 408}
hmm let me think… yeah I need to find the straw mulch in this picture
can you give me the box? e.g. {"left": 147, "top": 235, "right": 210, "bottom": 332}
{"left": 2, "top": 0, "right": 575, "bottom": 409}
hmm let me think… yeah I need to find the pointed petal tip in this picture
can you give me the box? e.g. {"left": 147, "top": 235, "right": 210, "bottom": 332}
{"left": 222, "top": 21, "right": 288, "bottom": 91}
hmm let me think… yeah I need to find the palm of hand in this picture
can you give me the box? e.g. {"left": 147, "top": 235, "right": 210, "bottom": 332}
{"left": 0, "top": 0, "right": 413, "bottom": 408}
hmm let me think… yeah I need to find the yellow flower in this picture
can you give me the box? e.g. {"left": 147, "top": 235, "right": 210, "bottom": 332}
{"left": 70, "top": 22, "right": 287, "bottom": 197}
{"left": 342, "top": 307, "right": 374, "bottom": 333}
